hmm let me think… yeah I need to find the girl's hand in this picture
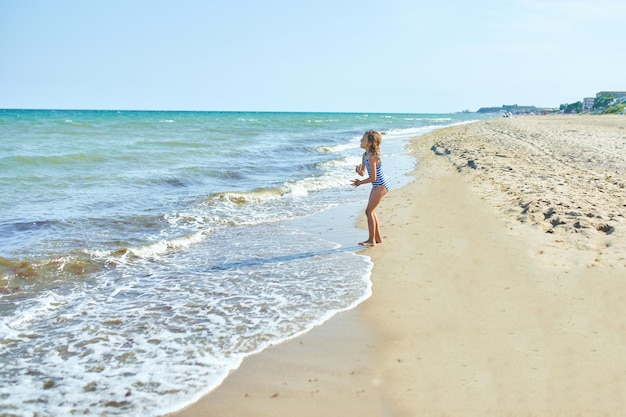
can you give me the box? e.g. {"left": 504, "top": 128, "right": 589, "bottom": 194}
{"left": 351, "top": 179, "right": 361, "bottom": 187}
{"left": 355, "top": 165, "right": 364, "bottom": 176}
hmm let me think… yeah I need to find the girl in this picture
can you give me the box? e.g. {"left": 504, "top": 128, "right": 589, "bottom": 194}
{"left": 351, "top": 130, "right": 389, "bottom": 246}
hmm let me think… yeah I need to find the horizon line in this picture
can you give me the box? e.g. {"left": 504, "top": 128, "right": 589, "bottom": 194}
{"left": 0, "top": 108, "right": 471, "bottom": 114}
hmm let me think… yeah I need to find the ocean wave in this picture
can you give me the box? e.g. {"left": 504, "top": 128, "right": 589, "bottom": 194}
{"left": 0, "top": 254, "right": 105, "bottom": 294}
{"left": 218, "top": 170, "right": 248, "bottom": 180}
{"left": 0, "top": 219, "right": 63, "bottom": 235}
{"left": 316, "top": 155, "right": 359, "bottom": 170}
{"left": 0, "top": 231, "right": 216, "bottom": 295}
{"left": 305, "top": 118, "right": 339, "bottom": 123}
{"left": 204, "top": 164, "right": 350, "bottom": 208}
{"left": 316, "top": 142, "right": 358, "bottom": 153}
{"left": 208, "top": 187, "right": 286, "bottom": 206}
{"left": 98, "top": 230, "right": 208, "bottom": 263}
{"left": 284, "top": 170, "right": 349, "bottom": 196}
{"left": 12, "top": 152, "right": 107, "bottom": 166}
{"left": 136, "top": 139, "right": 204, "bottom": 148}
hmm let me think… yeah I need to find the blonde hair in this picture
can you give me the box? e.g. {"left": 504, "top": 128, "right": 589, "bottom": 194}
{"left": 364, "top": 130, "right": 382, "bottom": 156}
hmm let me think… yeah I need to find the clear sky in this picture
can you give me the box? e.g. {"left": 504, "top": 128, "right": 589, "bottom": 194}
{"left": 1, "top": 0, "right": 625, "bottom": 113}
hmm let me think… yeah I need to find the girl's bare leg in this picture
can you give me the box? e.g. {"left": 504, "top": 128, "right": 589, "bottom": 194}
{"left": 372, "top": 212, "right": 383, "bottom": 243}
{"left": 359, "top": 186, "right": 387, "bottom": 246}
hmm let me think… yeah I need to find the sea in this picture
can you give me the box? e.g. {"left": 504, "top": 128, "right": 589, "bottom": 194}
{"left": 0, "top": 109, "right": 489, "bottom": 416}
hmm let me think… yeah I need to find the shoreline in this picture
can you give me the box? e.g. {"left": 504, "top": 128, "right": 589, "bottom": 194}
{"left": 167, "top": 115, "right": 625, "bottom": 416}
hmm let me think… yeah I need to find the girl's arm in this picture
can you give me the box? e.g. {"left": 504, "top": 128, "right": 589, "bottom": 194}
{"left": 355, "top": 154, "right": 365, "bottom": 176}
{"left": 352, "top": 154, "right": 378, "bottom": 187}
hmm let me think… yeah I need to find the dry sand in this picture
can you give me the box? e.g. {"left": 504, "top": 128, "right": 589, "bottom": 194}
{"left": 167, "top": 115, "right": 626, "bottom": 417}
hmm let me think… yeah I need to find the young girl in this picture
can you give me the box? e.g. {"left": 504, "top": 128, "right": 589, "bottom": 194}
{"left": 351, "top": 130, "right": 389, "bottom": 246}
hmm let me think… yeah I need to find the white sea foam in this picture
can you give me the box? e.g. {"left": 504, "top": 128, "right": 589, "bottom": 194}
{"left": 1, "top": 222, "right": 373, "bottom": 416}
{"left": 3, "top": 291, "right": 67, "bottom": 330}
{"left": 317, "top": 142, "right": 358, "bottom": 153}
{"left": 128, "top": 231, "right": 207, "bottom": 259}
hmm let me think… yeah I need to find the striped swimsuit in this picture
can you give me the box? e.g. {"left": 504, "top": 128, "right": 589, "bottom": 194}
{"left": 364, "top": 153, "right": 389, "bottom": 190}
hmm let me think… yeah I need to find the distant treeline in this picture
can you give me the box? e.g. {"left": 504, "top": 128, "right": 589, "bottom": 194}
{"left": 477, "top": 105, "right": 539, "bottom": 114}
{"left": 561, "top": 94, "right": 626, "bottom": 114}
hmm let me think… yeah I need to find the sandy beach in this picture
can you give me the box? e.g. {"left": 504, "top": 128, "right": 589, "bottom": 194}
{"left": 168, "top": 115, "right": 626, "bottom": 417}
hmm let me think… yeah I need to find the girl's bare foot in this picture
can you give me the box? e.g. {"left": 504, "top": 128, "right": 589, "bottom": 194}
{"left": 358, "top": 241, "right": 376, "bottom": 247}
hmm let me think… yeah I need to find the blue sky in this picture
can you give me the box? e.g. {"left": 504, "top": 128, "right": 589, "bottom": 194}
{"left": 1, "top": 0, "right": 625, "bottom": 113}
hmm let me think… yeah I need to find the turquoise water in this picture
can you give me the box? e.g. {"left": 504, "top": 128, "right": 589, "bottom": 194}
{"left": 0, "top": 109, "right": 490, "bottom": 416}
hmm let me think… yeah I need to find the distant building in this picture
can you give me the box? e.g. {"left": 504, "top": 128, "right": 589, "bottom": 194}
{"left": 582, "top": 97, "right": 595, "bottom": 112}
{"left": 596, "top": 91, "right": 626, "bottom": 99}
{"left": 580, "top": 92, "right": 626, "bottom": 112}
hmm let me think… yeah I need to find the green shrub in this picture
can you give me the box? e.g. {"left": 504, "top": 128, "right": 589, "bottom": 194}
{"left": 601, "top": 103, "right": 626, "bottom": 114}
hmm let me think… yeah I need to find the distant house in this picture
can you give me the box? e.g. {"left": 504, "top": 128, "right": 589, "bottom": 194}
{"left": 582, "top": 97, "right": 595, "bottom": 112}
{"left": 581, "top": 92, "right": 626, "bottom": 112}
{"left": 596, "top": 91, "right": 626, "bottom": 99}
